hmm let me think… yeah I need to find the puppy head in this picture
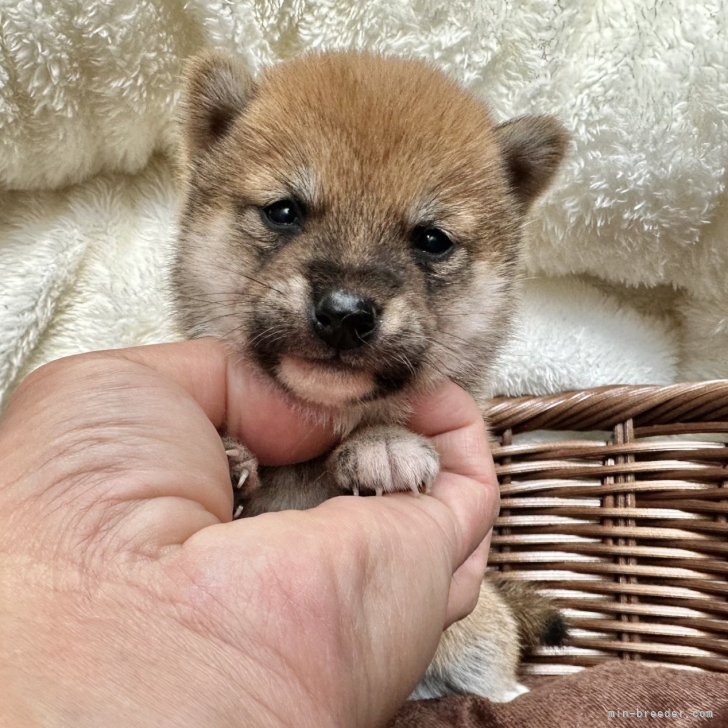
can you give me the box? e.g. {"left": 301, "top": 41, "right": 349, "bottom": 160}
{"left": 174, "top": 52, "right": 566, "bottom": 414}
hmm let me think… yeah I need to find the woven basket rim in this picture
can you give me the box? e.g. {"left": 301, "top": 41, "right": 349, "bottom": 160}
{"left": 485, "top": 380, "right": 728, "bottom": 432}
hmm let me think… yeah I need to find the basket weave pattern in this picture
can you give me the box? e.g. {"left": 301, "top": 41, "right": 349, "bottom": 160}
{"left": 484, "top": 382, "right": 728, "bottom": 676}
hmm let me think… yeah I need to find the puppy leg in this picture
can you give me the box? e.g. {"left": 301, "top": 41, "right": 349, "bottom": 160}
{"left": 413, "top": 578, "right": 567, "bottom": 701}
{"left": 240, "top": 458, "right": 342, "bottom": 517}
{"left": 412, "top": 579, "right": 522, "bottom": 701}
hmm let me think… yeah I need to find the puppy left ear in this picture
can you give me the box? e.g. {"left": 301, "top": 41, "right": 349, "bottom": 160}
{"left": 180, "top": 51, "right": 255, "bottom": 160}
{"left": 495, "top": 116, "right": 568, "bottom": 210}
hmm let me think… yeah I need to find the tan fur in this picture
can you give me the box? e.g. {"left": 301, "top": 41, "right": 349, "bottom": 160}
{"left": 172, "top": 50, "right": 568, "bottom": 700}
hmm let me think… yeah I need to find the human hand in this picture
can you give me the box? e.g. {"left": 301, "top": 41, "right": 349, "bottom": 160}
{"left": 0, "top": 340, "right": 499, "bottom": 727}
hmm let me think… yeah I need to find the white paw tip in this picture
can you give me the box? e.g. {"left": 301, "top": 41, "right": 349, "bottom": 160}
{"left": 499, "top": 683, "right": 530, "bottom": 702}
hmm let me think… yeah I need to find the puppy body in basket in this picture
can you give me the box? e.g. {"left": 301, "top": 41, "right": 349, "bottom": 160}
{"left": 172, "top": 51, "right": 567, "bottom": 701}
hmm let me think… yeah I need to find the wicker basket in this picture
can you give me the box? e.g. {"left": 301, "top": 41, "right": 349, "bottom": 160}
{"left": 483, "top": 382, "right": 728, "bottom": 677}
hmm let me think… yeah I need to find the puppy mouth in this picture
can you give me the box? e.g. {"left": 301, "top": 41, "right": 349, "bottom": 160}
{"left": 248, "top": 320, "right": 422, "bottom": 409}
{"left": 276, "top": 354, "right": 377, "bottom": 408}
{"left": 254, "top": 346, "right": 416, "bottom": 409}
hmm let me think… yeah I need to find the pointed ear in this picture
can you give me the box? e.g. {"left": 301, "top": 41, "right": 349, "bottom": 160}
{"left": 180, "top": 52, "right": 254, "bottom": 159}
{"left": 495, "top": 116, "right": 568, "bottom": 210}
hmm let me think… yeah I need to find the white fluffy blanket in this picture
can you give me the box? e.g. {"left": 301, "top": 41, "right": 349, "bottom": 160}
{"left": 1, "top": 0, "right": 727, "bottom": 408}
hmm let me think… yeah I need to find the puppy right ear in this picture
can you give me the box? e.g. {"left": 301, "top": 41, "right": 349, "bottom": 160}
{"left": 180, "top": 52, "right": 254, "bottom": 158}
{"left": 495, "top": 115, "right": 568, "bottom": 211}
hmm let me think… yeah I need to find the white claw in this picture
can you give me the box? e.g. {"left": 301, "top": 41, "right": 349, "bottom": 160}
{"left": 352, "top": 485, "right": 360, "bottom": 496}
{"left": 236, "top": 469, "right": 249, "bottom": 490}
{"left": 410, "top": 482, "right": 421, "bottom": 496}
{"left": 375, "top": 485, "right": 383, "bottom": 497}
{"left": 233, "top": 504, "right": 244, "bottom": 519}
{"left": 225, "top": 448, "right": 239, "bottom": 457}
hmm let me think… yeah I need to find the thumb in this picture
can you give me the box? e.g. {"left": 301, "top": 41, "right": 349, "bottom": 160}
{"left": 108, "top": 338, "right": 338, "bottom": 465}
{"left": 0, "top": 340, "right": 338, "bottom": 557}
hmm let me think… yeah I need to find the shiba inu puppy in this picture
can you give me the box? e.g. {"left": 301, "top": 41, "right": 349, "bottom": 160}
{"left": 173, "top": 51, "right": 567, "bottom": 701}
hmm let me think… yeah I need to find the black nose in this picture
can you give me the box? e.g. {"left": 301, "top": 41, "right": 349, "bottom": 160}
{"left": 312, "top": 290, "right": 377, "bottom": 350}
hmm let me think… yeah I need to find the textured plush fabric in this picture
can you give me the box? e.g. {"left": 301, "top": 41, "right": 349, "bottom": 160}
{"left": 391, "top": 662, "right": 728, "bottom": 727}
{"left": 1, "top": 1, "right": 726, "bottom": 406}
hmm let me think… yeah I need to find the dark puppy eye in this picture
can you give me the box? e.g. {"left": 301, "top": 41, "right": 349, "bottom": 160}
{"left": 411, "top": 225, "right": 455, "bottom": 260}
{"left": 261, "top": 199, "right": 304, "bottom": 231}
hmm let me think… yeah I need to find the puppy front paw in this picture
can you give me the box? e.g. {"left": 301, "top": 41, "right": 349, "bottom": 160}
{"left": 327, "top": 426, "right": 439, "bottom": 496}
{"left": 222, "top": 436, "right": 260, "bottom": 518}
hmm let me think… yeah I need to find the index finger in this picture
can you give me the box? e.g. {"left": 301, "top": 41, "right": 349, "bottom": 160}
{"left": 408, "top": 381, "right": 500, "bottom": 568}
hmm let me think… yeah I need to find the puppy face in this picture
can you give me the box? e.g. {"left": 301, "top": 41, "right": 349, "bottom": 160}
{"left": 174, "top": 52, "right": 565, "bottom": 413}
